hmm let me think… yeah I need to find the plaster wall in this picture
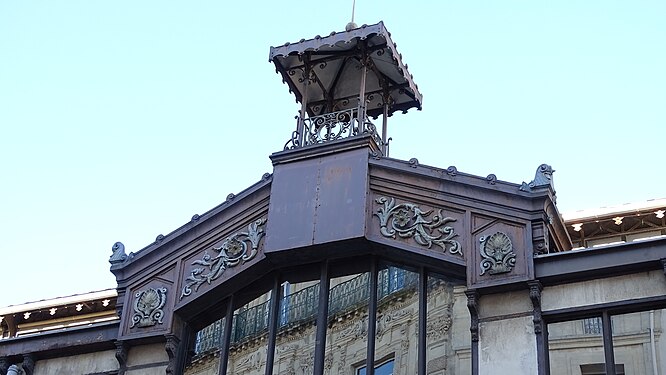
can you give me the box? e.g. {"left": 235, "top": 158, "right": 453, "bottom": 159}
{"left": 542, "top": 270, "right": 666, "bottom": 311}
{"left": 478, "top": 315, "right": 537, "bottom": 375}
{"left": 126, "top": 365, "right": 167, "bottom": 375}
{"left": 33, "top": 350, "right": 117, "bottom": 375}
{"left": 126, "top": 342, "right": 168, "bottom": 367}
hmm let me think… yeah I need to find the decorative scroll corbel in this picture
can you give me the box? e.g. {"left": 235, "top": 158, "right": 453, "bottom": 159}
{"left": 465, "top": 289, "right": 480, "bottom": 375}
{"left": 479, "top": 232, "right": 516, "bottom": 275}
{"left": 180, "top": 218, "right": 267, "bottom": 299}
{"left": 21, "top": 354, "right": 35, "bottom": 375}
{"left": 528, "top": 281, "right": 543, "bottom": 334}
{"left": 528, "top": 280, "right": 548, "bottom": 375}
{"left": 374, "top": 197, "right": 462, "bottom": 257}
{"left": 130, "top": 287, "right": 168, "bottom": 328}
{"left": 115, "top": 341, "right": 128, "bottom": 375}
{"left": 165, "top": 334, "right": 181, "bottom": 375}
{"left": 465, "top": 290, "right": 479, "bottom": 343}
{"left": 0, "top": 358, "right": 9, "bottom": 375}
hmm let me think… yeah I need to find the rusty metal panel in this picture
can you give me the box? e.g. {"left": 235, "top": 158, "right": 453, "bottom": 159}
{"left": 264, "top": 156, "right": 321, "bottom": 252}
{"left": 265, "top": 148, "right": 368, "bottom": 253}
{"left": 312, "top": 148, "right": 368, "bottom": 244}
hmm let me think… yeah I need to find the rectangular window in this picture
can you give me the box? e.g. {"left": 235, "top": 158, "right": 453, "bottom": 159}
{"left": 548, "top": 307, "right": 665, "bottom": 374}
{"left": 356, "top": 359, "right": 395, "bottom": 375}
{"left": 583, "top": 317, "right": 602, "bottom": 335}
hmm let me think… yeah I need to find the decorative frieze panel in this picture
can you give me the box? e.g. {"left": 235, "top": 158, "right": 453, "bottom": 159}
{"left": 374, "top": 196, "right": 462, "bottom": 257}
{"left": 181, "top": 218, "right": 266, "bottom": 299}
{"left": 130, "top": 287, "right": 167, "bottom": 328}
{"left": 479, "top": 232, "right": 516, "bottom": 275}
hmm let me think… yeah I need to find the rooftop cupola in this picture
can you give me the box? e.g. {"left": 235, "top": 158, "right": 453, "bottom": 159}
{"left": 269, "top": 21, "right": 422, "bottom": 157}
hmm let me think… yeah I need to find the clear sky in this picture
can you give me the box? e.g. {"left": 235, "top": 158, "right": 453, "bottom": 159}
{"left": 1, "top": 1, "right": 664, "bottom": 307}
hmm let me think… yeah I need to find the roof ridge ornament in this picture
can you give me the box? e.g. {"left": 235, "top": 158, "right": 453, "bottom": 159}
{"left": 520, "top": 164, "right": 555, "bottom": 192}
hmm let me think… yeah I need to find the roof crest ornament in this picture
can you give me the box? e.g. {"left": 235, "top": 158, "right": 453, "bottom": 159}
{"left": 520, "top": 164, "right": 555, "bottom": 192}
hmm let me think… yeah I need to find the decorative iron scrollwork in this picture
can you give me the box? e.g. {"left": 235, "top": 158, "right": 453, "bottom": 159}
{"left": 180, "top": 218, "right": 266, "bottom": 299}
{"left": 130, "top": 287, "right": 167, "bottom": 328}
{"left": 305, "top": 109, "right": 355, "bottom": 145}
{"left": 374, "top": 196, "right": 462, "bottom": 257}
{"left": 479, "top": 232, "right": 516, "bottom": 275}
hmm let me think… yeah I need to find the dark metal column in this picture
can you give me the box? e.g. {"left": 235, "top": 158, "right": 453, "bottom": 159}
{"left": 265, "top": 274, "right": 282, "bottom": 375}
{"left": 465, "top": 290, "right": 479, "bottom": 375}
{"left": 357, "top": 44, "right": 368, "bottom": 132}
{"left": 365, "top": 258, "right": 378, "bottom": 375}
{"left": 313, "top": 261, "right": 330, "bottom": 375}
{"left": 602, "top": 311, "right": 616, "bottom": 375}
{"left": 218, "top": 295, "right": 235, "bottom": 375}
{"left": 418, "top": 267, "right": 427, "bottom": 375}
{"left": 528, "top": 281, "right": 546, "bottom": 375}
{"left": 297, "top": 55, "right": 311, "bottom": 147}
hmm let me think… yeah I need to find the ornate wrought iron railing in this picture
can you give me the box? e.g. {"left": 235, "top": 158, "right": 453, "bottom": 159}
{"left": 193, "top": 268, "right": 417, "bottom": 355}
{"left": 284, "top": 108, "right": 382, "bottom": 150}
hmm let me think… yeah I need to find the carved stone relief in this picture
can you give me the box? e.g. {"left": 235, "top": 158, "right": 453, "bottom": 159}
{"left": 479, "top": 232, "right": 516, "bottom": 276}
{"left": 374, "top": 196, "right": 462, "bottom": 257}
{"left": 181, "top": 218, "right": 266, "bottom": 299}
{"left": 426, "top": 314, "right": 452, "bottom": 341}
{"left": 130, "top": 287, "right": 167, "bottom": 328}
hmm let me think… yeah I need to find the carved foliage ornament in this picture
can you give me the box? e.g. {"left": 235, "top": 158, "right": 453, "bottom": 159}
{"left": 180, "top": 218, "right": 266, "bottom": 299}
{"left": 131, "top": 287, "right": 167, "bottom": 328}
{"left": 374, "top": 197, "right": 462, "bottom": 257}
{"left": 479, "top": 232, "right": 517, "bottom": 275}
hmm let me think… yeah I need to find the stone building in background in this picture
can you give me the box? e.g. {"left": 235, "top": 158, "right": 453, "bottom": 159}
{"left": 1, "top": 21, "right": 665, "bottom": 375}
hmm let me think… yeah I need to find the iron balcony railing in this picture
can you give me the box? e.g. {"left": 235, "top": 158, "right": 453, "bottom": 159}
{"left": 284, "top": 108, "right": 383, "bottom": 150}
{"left": 194, "top": 268, "right": 417, "bottom": 355}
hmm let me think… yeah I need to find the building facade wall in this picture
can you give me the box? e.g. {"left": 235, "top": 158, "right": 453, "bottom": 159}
{"left": 33, "top": 350, "right": 117, "bottom": 375}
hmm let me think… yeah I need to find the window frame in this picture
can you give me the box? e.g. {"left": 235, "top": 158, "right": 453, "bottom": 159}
{"left": 543, "top": 295, "right": 666, "bottom": 375}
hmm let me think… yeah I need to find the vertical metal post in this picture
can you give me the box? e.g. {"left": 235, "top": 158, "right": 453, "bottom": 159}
{"left": 381, "top": 102, "right": 388, "bottom": 156}
{"left": 418, "top": 267, "right": 427, "bottom": 375}
{"left": 465, "top": 290, "right": 479, "bottom": 375}
{"left": 365, "top": 258, "right": 378, "bottom": 375}
{"left": 298, "top": 56, "right": 311, "bottom": 147}
{"left": 602, "top": 311, "right": 616, "bottom": 375}
{"left": 265, "top": 274, "right": 282, "bottom": 375}
{"left": 218, "top": 295, "right": 235, "bottom": 375}
{"left": 313, "top": 261, "right": 330, "bottom": 375}
{"left": 357, "top": 45, "right": 368, "bottom": 134}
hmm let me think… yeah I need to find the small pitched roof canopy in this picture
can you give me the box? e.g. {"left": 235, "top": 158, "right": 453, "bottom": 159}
{"left": 269, "top": 21, "right": 422, "bottom": 118}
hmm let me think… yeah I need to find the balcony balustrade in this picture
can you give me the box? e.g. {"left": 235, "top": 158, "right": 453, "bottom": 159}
{"left": 284, "top": 108, "right": 383, "bottom": 151}
{"left": 193, "top": 268, "right": 417, "bottom": 355}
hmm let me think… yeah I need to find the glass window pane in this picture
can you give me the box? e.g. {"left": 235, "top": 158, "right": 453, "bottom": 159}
{"left": 356, "top": 359, "right": 395, "bottom": 375}
{"left": 612, "top": 309, "right": 664, "bottom": 375}
{"left": 376, "top": 265, "right": 418, "bottom": 372}
{"left": 548, "top": 317, "right": 606, "bottom": 375}
{"left": 427, "top": 273, "right": 468, "bottom": 375}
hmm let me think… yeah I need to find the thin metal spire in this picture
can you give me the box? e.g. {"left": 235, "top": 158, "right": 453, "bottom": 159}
{"left": 346, "top": 0, "right": 358, "bottom": 31}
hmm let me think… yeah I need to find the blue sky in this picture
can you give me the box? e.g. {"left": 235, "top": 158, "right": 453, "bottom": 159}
{"left": 1, "top": 1, "right": 664, "bottom": 307}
